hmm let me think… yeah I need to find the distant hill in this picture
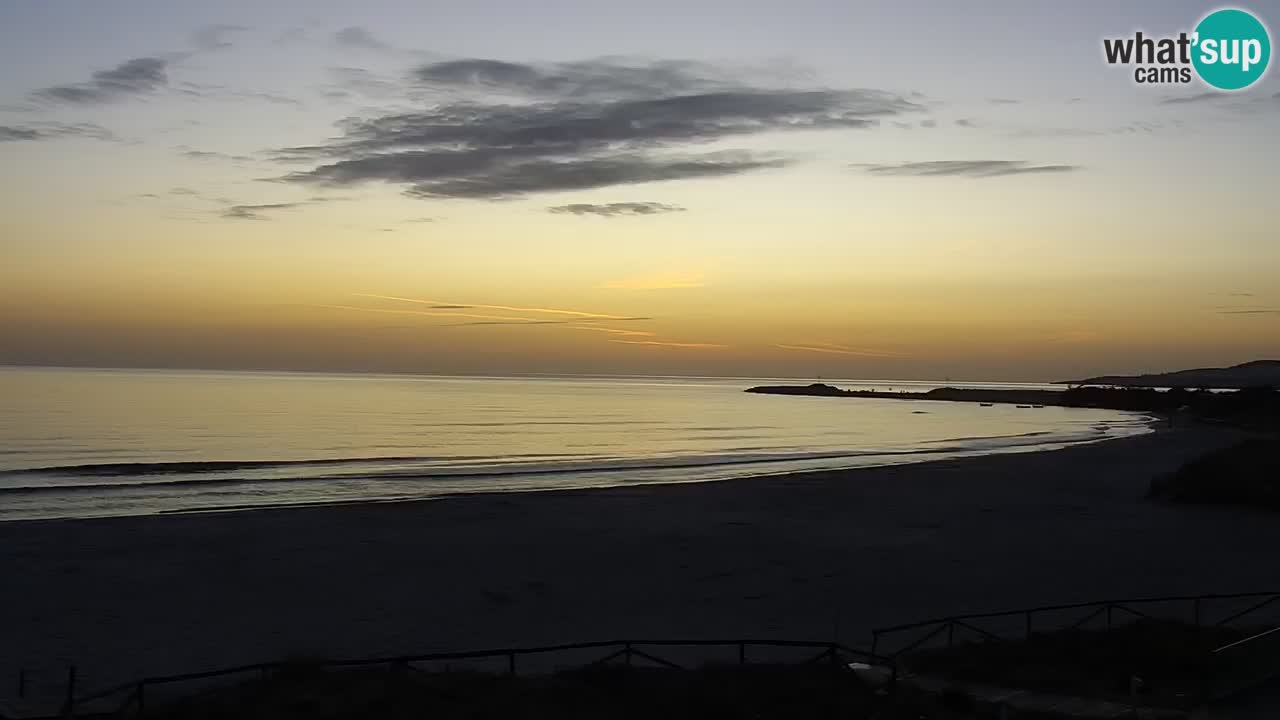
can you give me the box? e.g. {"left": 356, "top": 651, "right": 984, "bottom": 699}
{"left": 1060, "top": 360, "right": 1280, "bottom": 389}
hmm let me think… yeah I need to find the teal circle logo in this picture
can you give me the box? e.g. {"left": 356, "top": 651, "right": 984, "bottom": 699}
{"left": 1192, "top": 8, "right": 1271, "bottom": 90}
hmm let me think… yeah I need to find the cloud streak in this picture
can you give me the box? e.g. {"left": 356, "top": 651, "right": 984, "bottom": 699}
{"left": 353, "top": 293, "right": 643, "bottom": 320}
{"left": 0, "top": 122, "right": 114, "bottom": 142}
{"left": 221, "top": 202, "right": 306, "bottom": 220}
{"left": 549, "top": 202, "right": 686, "bottom": 217}
{"left": 859, "top": 160, "right": 1078, "bottom": 178}
{"left": 33, "top": 57, "right": 169, "bottom": 104}
{"left": 775, "top": 343, "right": 905, "bottom": 358}
{"left": 192, "top": 24, "right": 248, "bottom": 51}
{"left": 334, "top": 27, "right": 390, "bottom": 50}
{"left": 609, "top": 339, "right": 726, "bottom": 349}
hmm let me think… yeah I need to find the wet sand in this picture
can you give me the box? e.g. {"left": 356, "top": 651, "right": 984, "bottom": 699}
{"left": 2, "top": 424, "right": 1275, "bottom": 706}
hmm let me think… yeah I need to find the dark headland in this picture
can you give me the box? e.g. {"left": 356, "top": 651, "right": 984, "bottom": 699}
{"left": 746, "top": 378, "right": 1280, "bottom": 430}
{"left": 1059, "top": 359, "right": 1280, "bottom": 389}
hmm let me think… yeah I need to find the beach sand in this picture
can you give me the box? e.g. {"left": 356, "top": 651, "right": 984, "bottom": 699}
{"left": 3, "top": 424, "right": 1277, "bottom": 705}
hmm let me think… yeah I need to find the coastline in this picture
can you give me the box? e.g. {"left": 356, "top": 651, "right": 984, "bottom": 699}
{"left": 0, "top": 406, "right": 1158, "bottom": 524}
{"left": 46, "top": 413, "right": 1166, "bottom": 524}
{"left": 2, "top": 423, "right": 1272, "bottom": 706}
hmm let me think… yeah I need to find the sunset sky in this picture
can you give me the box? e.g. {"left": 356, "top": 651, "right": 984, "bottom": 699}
{"left": 2, "top": 0, "right": 1277, "bottom": 381}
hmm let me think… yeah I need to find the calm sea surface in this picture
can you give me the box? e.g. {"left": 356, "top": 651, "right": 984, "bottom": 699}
{"left": 0, "top": 367, "right": 1153, "bottom": 521}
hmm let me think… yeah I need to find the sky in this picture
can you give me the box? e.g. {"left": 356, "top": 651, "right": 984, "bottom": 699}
{"left": 1, "top": 0, "right": 1278, "bottom": 382}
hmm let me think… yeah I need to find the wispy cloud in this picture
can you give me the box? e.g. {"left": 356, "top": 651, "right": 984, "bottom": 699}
{"left": 599, "top": 271, "right": 706, "bottom": 290}
{"left": 353, "top": 293, "right": 641, "bottom": 320}
{"left": 549, "top": 202, "right": 685, "bottom": 218}
{"left": 775, "top": 343, "right": 905, "bottom": 358}
{"left": 317, "top": 304, "right": 576, "bottom": 325}
{"left": 609, "top": 339, "right": 726, "bottom": 349}
{"left": 859, "top": 160, "right": 1078, "bottom": 178}
{"left": 334, "top": 27, "right": 390, "bottom": 51}
{"left": 33, "top": 57, "right": 169, "bottom": 104}
{"left": 191, "top": 24, "right": 248, "bottom": 52}
{"left": 275, "top": 57, "right": 921, "bottom": 199}
{"left": 325, "top": 67, "right": 402, "bottom": 101}
{"left": 220, "top": 202, "right": 306, "bottom": 220}
{"left": 0, "top": 122, "right": 115, "bottom": 143}
{"left": 180, "top": 148, "right": 256, "bottom": 162}
{"left": 320, "top": 303, "right": 661, "bottom": 339}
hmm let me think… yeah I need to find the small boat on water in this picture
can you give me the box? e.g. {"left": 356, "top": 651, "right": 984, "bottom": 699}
{"left": 1016, "top": 405, "right": 1033, "bottom": 408}
{"left": 1033, "top": 404, "right": 1045, "bottom": 408}
{"left": 979, "top": 403, "right": 994, "bottom": 407}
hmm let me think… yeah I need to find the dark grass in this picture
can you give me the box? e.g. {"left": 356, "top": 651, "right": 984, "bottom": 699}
{"left": 1150, "top": 437, "right": 1280, "bottom": 509}
{"left": 140, "top": 662, "right": 920, "bottom": 720}
{"left": 902, "top": 619, "right": 1254, "bottom": 707}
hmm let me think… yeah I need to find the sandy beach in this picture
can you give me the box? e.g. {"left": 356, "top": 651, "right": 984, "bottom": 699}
{"left": 3, "top": 424, "right": 1277, "bottom": 705}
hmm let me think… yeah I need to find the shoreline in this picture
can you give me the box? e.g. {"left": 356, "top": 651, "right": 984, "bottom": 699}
{"left": 2, "top": 423, "right": 1271, "bottom": 707}
{"left": 1, "top": 412, "right": 1160, "bottom": 526}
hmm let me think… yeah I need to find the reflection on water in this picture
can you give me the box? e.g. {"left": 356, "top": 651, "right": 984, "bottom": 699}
{"left": 0, "top": 367, "right": 1152, "bottom": 520}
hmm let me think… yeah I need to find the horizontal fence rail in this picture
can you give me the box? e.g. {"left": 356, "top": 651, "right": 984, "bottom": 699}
{"left": 15, "top": 591, "right": 1280, "bottom": 718}
{"left": 870, "top": 590, "right": 1280, "bottom": 658}
{"left": 868, "top": 591, "right": 1280, "bottom": 707}
{"left": 40, "top": 638, "right": 888, "bottom": 719}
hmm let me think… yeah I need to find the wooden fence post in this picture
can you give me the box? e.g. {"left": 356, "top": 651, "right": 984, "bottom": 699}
{"left": 62, "top": 665, "right": 76, "bottom": 718}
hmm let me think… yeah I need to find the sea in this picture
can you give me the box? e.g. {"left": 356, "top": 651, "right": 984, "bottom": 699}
{"left": 0, "top": 366, "right": 1155, "bottom": 521}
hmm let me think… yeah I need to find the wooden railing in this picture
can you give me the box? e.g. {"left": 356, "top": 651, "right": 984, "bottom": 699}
{"left": 868, "top": 590, "right": 1280, "bottom": 704}
{"left": 14, "top": 591, "right": 1280, "bottom": 717}
{"left": 31, "top": 638, "right": 886, "bottom": 718}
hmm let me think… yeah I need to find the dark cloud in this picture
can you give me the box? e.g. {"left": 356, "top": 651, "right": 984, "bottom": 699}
{"left": 955, "top": 118, "right": 978, "bottom": 127}
{"left": 192, "top": 24, "right": 248, "bottom": 51}
{"left": 334, "top": 27, "right": 389, "bottom": 50}
{"left": 291, "top": 151, "right": 784, "bottom": 199}
{"left": 412, "top": 58, "right": 743, "bottom": 99}
{"left": 549, "top": 202, "right": 686, "bottom": 217}
{"left": 34, "top": 57, "right": 168, "bottom": 104}
{"left": 276, "top": 59, "right": 918, "bottom": 199}
{"left": 987, "top": 98, "right": 1020, "bottom": 105}
{"left": 0, "top": 122, "right": 114, "bottom": 142}
{"left": 1218, "top": 309, "right": 1280, "bottom": 315}
{"left": 860, "top": 160, "right": 1079, "bottom": 178}
{"left": 221, "top": 202, "right": 306, "bottom": 220}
